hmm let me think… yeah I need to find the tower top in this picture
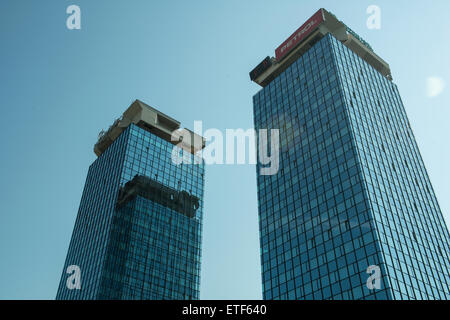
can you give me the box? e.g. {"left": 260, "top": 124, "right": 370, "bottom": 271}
{"left": 94, "top": 99, "right": 205, "bottom": 157}
{"left": 250, "top": 8, "right": 392, "bottom": 87}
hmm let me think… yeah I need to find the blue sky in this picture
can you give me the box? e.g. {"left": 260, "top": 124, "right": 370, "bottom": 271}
{"left": 0, "top": 0, "right": 449, "bottom": 299}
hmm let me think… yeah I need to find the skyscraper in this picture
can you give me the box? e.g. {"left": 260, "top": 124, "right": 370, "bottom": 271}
{"left": 251, "top": 8, "right": 450, "bottom": 300}
{"left": 56, "top": 100, "right": 205, "bottom": 300}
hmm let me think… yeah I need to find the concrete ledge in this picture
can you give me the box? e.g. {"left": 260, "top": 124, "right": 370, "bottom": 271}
{"left": 94, "top": 99, "right": 205, "bottom": 157}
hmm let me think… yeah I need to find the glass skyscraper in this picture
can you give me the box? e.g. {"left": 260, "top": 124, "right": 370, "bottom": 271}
{"left": 251, "top": 9, "right": 450, "bottom": 300}
{"left": 56, "top": 100, "right": 205, "bottom": 300}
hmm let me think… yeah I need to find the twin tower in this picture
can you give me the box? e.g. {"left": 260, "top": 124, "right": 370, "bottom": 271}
{"left": 57, "top": 9, "right": 450, "bottom": 300}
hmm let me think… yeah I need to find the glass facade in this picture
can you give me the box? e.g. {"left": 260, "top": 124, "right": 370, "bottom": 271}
{"left": 56, "top": 123, "right": 205, "bottom": 300}
{"left": 253, "top": 34, "right": 450, "bottom": 300}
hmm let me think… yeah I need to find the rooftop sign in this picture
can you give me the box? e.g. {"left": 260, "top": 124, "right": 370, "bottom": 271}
{"left": 275, "top": 9, "right": 325, "bottom": 61}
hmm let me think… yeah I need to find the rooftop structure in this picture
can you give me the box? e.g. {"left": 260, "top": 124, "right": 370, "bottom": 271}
{"left": 250, "top": 8, "right": 392, "bottom": 87}
{"left": 94, "top": 99, "right": 205, "bottom": 157}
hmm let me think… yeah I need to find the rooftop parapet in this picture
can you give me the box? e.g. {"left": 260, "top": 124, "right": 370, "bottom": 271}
{"left": 94, "top": 99, "right": 205, "bottom": 157}
{"left": 250, "top": 8, "right": 392, "bottom": 87}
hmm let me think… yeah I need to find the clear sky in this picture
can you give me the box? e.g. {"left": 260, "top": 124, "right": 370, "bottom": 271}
{"left": 0, "top": 0, "right": 449, "bottom": 300}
